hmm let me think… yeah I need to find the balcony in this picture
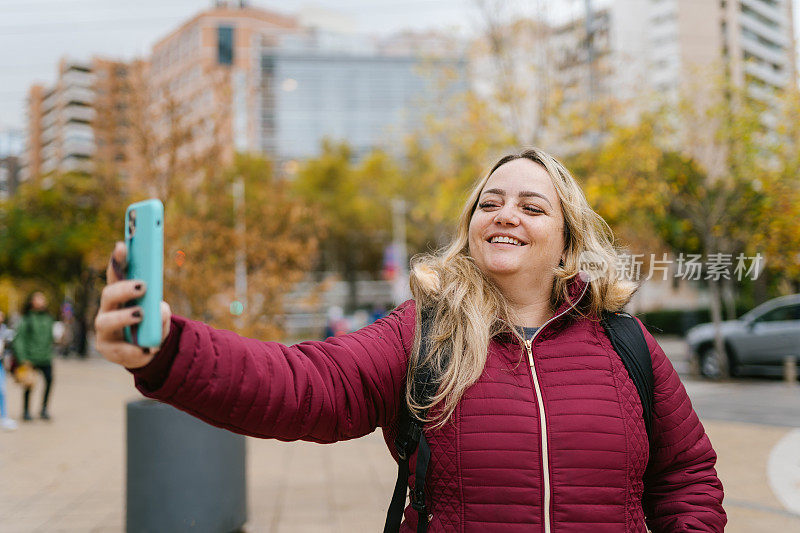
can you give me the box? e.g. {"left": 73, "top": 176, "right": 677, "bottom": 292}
{"left": 42, "top": 92, "right": 59, "bottom": 113}
{"left": 62, "top": 155, "right": 93, "bottom": 173}
{"left": 741, "top": 0, "right": 783, "bottom": 26}
{"left": 740, "top": 33, "right": 787, "bottom": 66}
{"left": 41, "top": 110, "right": 59, "bottom": 130}
{"left": 744, "top": 60, "right": 789, "bottom": 88}
{"left": 61, "top": 69, "right": 94, "bottom": 88}
{"left": 62, "top": 86, "right": 95, "bottom": 106}
{"left": 746, "top": 82, "right": 776, "bottom": 103}
{"left": 63, "top": 137, "right": 95, "bottom": 158}
{"left": 739, "top": 13, "right": 789, "bottom": 48}
{"left": 41, "top": 123, "right": 57, "bottom": 144}
{"left": 41, "top": 158, "right": 58, "bottom": 175}
{"left": 649, "top": 0, "right": 677, "bottom": 24}
{"left": 64, "top": 105, "right": 95, "bottom": 123}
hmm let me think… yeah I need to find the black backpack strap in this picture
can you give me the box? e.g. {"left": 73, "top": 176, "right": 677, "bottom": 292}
{"left": 384, "top": 307, "right": 436, "bottom": 533}
{"left": 600, "top": 311, "right": 655, "bottom": 444}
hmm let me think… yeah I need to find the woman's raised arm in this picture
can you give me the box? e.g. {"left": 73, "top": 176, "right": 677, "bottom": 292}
{"left": 129, "top": 304, "right": 415, "bottom": 443}
{"left": 95, "top": 242, "right": 416, "bottom": 443}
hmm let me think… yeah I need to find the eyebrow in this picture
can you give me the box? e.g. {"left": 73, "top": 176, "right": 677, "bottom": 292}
{"left": 482, "top": 188, "right": 553, "bottom": 207}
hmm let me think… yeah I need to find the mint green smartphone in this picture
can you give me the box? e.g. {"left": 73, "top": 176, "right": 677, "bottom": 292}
{"left": 123, "top": 199, "right": 164, "bottom": 347}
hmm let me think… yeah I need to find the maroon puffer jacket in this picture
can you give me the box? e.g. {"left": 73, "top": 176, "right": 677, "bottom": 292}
{"left": 131, "top": 277, "right": 726, "bottom": 532}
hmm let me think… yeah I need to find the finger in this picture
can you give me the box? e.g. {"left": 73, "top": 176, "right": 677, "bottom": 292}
{"left": 106, "top": 241, "right": 128, "bottom": 284}
{"left": 96, "top": 339, "right": 155, "bottom": 369}
{"left": 95, "top": 306, "right": 143, "bottom": 340}
{"left": 160, "top": 301, "right": 172, "bottom": 341}
{"left": 99, "top": 280, "right": 146, "bottom": 313}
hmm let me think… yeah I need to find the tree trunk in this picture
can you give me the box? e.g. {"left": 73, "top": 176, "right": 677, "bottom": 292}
{"left": 73, "top": 266, "right": 97, "bottom": 358}
{"left": 722, "top": 277, "right": 737, "bottom": 319}
{"left": 708, "top": 279, "right": 729, "bottom": 379}
{"left": 753, "top": 269, "right": 769, "bottom": 305}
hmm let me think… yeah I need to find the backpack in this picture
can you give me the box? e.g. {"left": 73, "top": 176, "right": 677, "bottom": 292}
{"left": 383, "top": 310, "right": 655, "bottom": 533}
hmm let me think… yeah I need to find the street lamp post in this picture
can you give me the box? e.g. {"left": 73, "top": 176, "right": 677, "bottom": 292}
{"left": 232, "top": 176, "right": 247, "bottom": 328}
{"left": 391, "top": 198, "right": 410, "bottom": 305}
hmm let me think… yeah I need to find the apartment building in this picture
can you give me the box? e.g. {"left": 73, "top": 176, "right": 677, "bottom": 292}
{"left": 147, "top": 1, "right": 299, "bottom": 167}
{"left": 23, "top": 57, "right": 134, "bottom": 180}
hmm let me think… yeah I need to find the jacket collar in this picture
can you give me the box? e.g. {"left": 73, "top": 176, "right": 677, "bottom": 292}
{"left": 552, "top": 273, "right": 590, "bottom": 317}
{"left": 494, "top": 273, "right": 590, "bottom": 341}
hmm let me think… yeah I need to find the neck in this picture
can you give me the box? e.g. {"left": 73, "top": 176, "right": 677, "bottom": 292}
{"left": 494, "top": 272, "right": 555, "bottom": 328}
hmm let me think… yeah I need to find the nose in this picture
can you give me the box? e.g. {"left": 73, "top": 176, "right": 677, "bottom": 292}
{"left": 494, "top": 205, "right": 519, "bottom": 226}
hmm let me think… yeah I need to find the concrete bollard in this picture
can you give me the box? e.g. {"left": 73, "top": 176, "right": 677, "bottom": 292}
{"left": 784, "top": 356, "right": 797, "bottom": 385}
{"left": 126, "top": 399, "right": 247, "bottom": 533}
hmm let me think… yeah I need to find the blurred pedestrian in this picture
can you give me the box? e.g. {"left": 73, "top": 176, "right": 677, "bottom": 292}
{"left": 58, "top": 302, "right": 75, "bottom": 358}
{"left": 324, "top": 305, "right": 349, "bottom": 338}
{"left": 12, "top": 292, "right": 55, "bottom": 421}
{"left": 0, "top": 310, "right": 18, "bottom": 430}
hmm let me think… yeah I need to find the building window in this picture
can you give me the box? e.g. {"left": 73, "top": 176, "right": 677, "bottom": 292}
{"left": 218, "top": 25, "right": 235, "bottom": 65}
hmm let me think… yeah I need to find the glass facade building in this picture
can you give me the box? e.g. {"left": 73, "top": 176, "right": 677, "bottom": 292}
{"left": 259, "top": 46, "right": 465, "bottom": 161}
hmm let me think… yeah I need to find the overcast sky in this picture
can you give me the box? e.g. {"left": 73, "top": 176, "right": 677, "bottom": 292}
{"left": 1, "top": 0, "right": 799, "bottom": 134}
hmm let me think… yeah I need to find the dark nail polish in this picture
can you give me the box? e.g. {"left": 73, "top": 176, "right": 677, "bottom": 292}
{"left": 132, "top": 310, "right": 141, "bottom": 318}
{"left": 134, "top": 283, "right": 143, "bottom": 291}
{"left": 143, "top": 348, "right": 150, "bottom": 354}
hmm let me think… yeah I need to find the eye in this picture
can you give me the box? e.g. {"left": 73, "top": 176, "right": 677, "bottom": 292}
{"left": 478, "top": 201, "right": 499, "bottom": 210}
{"left": 523, "top": 205, "right": 545, "bottom": 214}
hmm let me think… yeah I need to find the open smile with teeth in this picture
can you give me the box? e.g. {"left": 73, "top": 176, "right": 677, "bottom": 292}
{"left": 489, "top": 236, "right": 526, "bottom": 246}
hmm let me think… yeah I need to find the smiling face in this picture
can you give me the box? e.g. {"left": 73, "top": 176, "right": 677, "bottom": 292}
{"left": 468, "top": 158, "right": 566, "bottom": 287}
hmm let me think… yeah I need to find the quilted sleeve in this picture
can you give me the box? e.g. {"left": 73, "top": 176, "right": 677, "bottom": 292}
{"left": 130, "top": 301, "right": 416, "bottom": 443}
{"left": 638, "top": 320, "right": 727, "bottom": 532}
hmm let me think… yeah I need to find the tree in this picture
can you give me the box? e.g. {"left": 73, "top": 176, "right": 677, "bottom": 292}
{"left": 0, "top": 171, "right": 117, "bottom": 354}
{"left": 292, "top": 141, "right": 396, "bottom": 310}
{"left": 574, "top": 72, "right": 796, "bottom": 377}
{"left": 164, "top": 154, "right": 317, "bottom": 339}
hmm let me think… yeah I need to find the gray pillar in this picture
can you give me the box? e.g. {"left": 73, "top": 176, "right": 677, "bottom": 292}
{"left": 126, "top": 399, "right": 247, "bottom": 533}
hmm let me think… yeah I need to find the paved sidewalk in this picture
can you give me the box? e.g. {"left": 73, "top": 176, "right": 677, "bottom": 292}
{"left": 1, "top": 356, "right": 798, "bottom": 532}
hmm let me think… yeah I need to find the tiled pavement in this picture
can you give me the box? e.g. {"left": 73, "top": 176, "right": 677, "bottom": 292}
{"left": 1, "top": 340, "right": 798, "bottom": 532}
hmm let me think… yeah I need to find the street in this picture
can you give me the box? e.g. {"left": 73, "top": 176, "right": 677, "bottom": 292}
{"left": 0, "top": 337, "right": 798, "bottom": 532}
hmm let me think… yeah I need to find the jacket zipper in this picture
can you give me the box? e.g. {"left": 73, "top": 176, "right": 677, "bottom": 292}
{"left": 523, "top": 283, "right": 588, "bottom": 533}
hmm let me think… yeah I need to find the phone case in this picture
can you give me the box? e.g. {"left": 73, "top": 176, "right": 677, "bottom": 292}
{"left": 124, "top": 199, "right": 164, "bottom": 347}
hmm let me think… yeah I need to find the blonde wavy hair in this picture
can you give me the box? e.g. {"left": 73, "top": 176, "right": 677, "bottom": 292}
{"left": 407, "top": 148, "right": 638, "bottom": 429}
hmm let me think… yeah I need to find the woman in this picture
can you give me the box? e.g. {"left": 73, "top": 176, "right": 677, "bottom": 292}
{"left": 95, "top": 149, "right": 726, "bottom": 531}
{"left": 12, "top": 291, "right": 55, "bottom": 421}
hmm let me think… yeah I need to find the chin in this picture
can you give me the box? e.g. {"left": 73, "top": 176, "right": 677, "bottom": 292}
{"left": 482, "top": 259, "right": 521, "bottom": 277}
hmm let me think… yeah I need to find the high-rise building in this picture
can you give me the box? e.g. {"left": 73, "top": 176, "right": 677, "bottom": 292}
{"left": 147, "top": 2, "right": 300, "bottom": 167}
{"left": 570, "top": 0, "right": 798, "bottom": 102}
{"left": 22, "top": 57, "right": 135, "bottom": 181}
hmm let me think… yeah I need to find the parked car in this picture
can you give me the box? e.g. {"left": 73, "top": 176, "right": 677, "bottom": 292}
{"left": 685, "top": 294, "right": 800, "bottom": 379}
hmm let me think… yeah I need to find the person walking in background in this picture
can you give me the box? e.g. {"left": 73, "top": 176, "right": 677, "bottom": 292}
{"left": 0, "top": 310, "right": 18, "bottom": 430}
{"left": 12, "top": 292, "right": 55, "bottom": 421}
